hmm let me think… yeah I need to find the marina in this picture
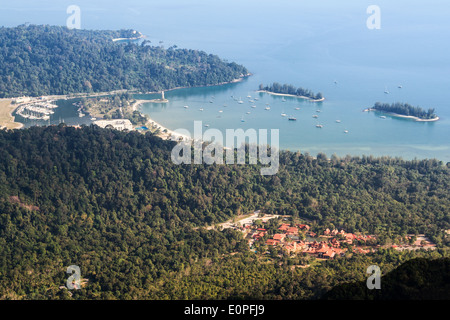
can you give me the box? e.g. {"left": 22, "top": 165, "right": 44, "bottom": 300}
{"left": 15, "top": 100, "right": 58, "bottom": 121}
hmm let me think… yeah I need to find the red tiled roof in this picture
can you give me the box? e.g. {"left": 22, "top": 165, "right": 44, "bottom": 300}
{"left": 266, "top": 239, "right": 279, "bottom": 246}
{"left": 273, "top": 234, "right": 286, "bottom": 241}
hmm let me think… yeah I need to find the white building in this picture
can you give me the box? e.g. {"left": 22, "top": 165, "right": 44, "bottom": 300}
{"left": 93, "top": 119, "right": 133, "bottom": 131}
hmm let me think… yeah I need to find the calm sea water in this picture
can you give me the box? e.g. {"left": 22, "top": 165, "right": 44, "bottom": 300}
{"left": 4, "top": 0, "right": 450, "bottom": 162}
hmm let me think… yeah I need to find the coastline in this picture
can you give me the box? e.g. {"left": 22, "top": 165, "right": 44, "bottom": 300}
{"left": 0, "top": 99, "right": 24, "bottom": 129}
{"left": 364, "top": 108, "right": 440, "bottom": 122}
{"left": 257, "top": 90, "right": 325, "bottom": 102}
{"left": 139, "top": 73, "right": 252, "bottom": 96}
{"left": 6, "top": 73, "right": 252, "bottom": 130}
{"left": 143, "top": 115, "right": 192, "bottom": 142}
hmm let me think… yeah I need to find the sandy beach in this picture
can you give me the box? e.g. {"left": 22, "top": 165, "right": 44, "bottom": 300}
{"left": 0, "top": 99, "right": 24, "bottom": 129}
{"left": 144, "top": 116, "right": 192, "bottom": 142}
{"left": 257, "top": 90, "right": 325, "bottom": 102}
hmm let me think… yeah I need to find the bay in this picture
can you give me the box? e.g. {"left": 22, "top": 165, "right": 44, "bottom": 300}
{"left": 4, "top": 0, "right": 450, "bottom": 161}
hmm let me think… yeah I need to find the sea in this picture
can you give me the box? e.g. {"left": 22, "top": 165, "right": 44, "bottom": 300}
{"left": 3, "top": 0, "right": 450, "bottom": 162}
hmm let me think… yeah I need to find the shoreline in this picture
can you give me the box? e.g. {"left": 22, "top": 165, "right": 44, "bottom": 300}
{"left": 143, "top": 115, "right": 192, "bottom": 142}
{"left": 140, "top": 73, "right": 252, "bottom": 96}
{"left": 0, "top": 99, "right": 24, "bottom": 129}
{"left": 6, "top": 74, "right": 252, "bottom": 128}
{"left": 364, "top": 108, "right": 440, "bottom": 122}
{"left": 257, "top": 90, "right": 325, "bottom": 102}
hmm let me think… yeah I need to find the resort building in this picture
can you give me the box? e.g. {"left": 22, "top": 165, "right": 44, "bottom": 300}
{"left": 93, "top": 119, "right": 134, "bottom": 131}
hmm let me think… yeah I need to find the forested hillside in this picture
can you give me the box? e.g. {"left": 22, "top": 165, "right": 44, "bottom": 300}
{"left": 0, "top": 25, "right": 249, "bottom": 97}
{"left": 0, "top": 125, "right": 448, "bottom": 299}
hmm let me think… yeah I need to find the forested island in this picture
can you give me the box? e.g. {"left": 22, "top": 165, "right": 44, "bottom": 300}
{"left": 0, "top": 125, "right": 448, "bottom": 299}
{"left": 0, "top": 25, "right": 249, "bottom": 98}
{"left": 258, "top": 82, "right": 324, "bottom": 101}
{"left": 369, "top": 102, "right": 439, "bottom": 121}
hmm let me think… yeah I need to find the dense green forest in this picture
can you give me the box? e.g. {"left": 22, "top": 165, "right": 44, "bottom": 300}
{"left": 322, "top": 257, "right": 450, "bottom": 300}
{"left": 259, "top": 82, "right": 323, "bottom": 100}
{"left": 372, "top": 102, "right": 437, "bottom": 119}
{"left": 0, "top": 125, "right": 448, "bottom": 299}
{"left": 0, "top": 24, "right": 249, "bottom": 98}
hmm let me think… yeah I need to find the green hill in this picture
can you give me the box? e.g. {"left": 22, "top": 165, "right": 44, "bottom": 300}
{"left": 0, "top": 24, "right": 249, "bottom": 97}
{"left": 0, "top": 125, "right": 449, "bottom": 299}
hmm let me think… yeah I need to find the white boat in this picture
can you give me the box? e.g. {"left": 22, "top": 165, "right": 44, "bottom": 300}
{"left": 316, "top": 124, "right": 323, "bottom": 128}
{"left": 251, "top": 105, "right": 256, "bottom": 108}
{"left": 384, "top": 86, "right": 389, "bottom": 94}
{"left": 336, "top": 120, "right": 341, "bottom": 123}
{"left": 295, "top": 107, "right": 300, "bottom": 110}
{"left": 238, "top": 98, "right": 244, "bottom": 104}
{"left": 90, "top": 117, "right": 97, "bottom": 121}
{"left": 265, "top": 107, "right": 270, "bottom": 110}
{"left": 204, "top": 124, "right": 210, "bottom": 127}
{"left": 380, "top": 116, "right": 387, "bottom": 119}
{"left": 312, "top": 115, "right": 319, "bottom": 118}
{"left": 184, "top": 105, "right": 189, "bottom": 109}
{"left": 281, "top": 113, "right": 287, "bottom": 117}
{"left": 199, "top": 108, "right": 204, "bottom": 111}
{"left": 219, "top": 110, "right": 223, "bottom": 113}
{"left": 344, "top": 130, "right": 349, "bottom": 133}
{"left": 281, "top": 98, "right": 286, "bottom": 102}
{"left": 246, "top": 111, "right": 251, "bottom": 114}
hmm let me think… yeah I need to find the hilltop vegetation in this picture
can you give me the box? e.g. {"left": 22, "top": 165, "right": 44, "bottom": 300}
{"left": 0, "top": 125, "right": 449, "bottom": 299}
{"left": 0, "top": 24, "right": 249, "bottom": 98}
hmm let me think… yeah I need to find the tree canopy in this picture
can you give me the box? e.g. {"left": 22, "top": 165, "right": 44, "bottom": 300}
{"left": 0, "top": 25, "right": 249, "bottom": 98}
{"left": 0, "top": 125, "right": 448, "bottom": 299}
